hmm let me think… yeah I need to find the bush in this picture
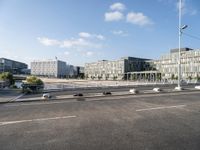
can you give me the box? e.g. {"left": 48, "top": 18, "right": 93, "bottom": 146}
{"left": 22, "top": 76, "right": 44, "bottom": 94}
{"left": 0, "top": 72, "right": 14, "bottom": 85}
{"left": 26, "top": 76, "right": 44, "bottom": 85}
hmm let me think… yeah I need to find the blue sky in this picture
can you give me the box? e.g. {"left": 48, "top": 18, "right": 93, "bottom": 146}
{"left": 0, "top": 0, "right": 199, "bottom": 67}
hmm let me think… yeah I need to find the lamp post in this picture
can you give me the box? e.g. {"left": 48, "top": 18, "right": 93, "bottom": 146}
{"left": 175, "top": 0, "right": 188, "bottom": 90}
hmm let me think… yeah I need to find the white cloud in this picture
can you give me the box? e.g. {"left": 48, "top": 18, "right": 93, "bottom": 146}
{"left": 96, "top": 34, "right": 105, "bottom": 40}
{"left": 79, "top": 32, "right": 92, "bottom": 38}
{"left": 38, "top": 34, "right": 103, "bottom": 51}
{"left": 85, "top": 51, "right": 94, "bottom": 57}
{"left": 112, "top": 30, "right": 128, "bottom": 36}
{"left": 37, "top": 37, "right": 60, "bottom": 46}
{"left": 105, "top": 11, "right": 124, "bottom": 21}
{"left": 126, "top": 12, "right": 153, "bottom": 26}
{"left": 110, "top": 2, "right": 126, "bottom": 11}
{"left": 78, "top": 32, "right": 105, "bottom": 40}
{"left": 61, "top": 38, "right": 102, "bottom": 49}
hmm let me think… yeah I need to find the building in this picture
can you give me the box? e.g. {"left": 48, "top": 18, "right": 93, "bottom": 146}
{"left": 65, "top": 65, "right": 84, "bottom": 78}
{"left": 154, "top": 48, "right": 200, "bottom": 80}
{"left": 31, "top": 60, "right": 67, "bottom": 78}
{"left": 0, "top": 58, "right": 28, "bottom": 74}
{"left": 85, "top": 57, "right": 150, "bottom": 80}
{"left": 66, "top": 65, "right": 76, "bottom": 78}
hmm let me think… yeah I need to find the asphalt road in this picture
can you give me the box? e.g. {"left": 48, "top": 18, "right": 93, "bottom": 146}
{"left": 1, "top": 91, "right": 200, "bottom": 150}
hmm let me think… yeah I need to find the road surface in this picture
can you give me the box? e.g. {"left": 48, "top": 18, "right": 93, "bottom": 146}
{"left": 0, "top": 91, "right": 200, "bottom": 150}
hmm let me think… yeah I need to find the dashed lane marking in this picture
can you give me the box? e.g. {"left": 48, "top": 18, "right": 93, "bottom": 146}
{"left": 136, "top": 105, "right": 186, "bottom": 112}
{"left": 0, "top": 115, "right": 77, "bottom": 126}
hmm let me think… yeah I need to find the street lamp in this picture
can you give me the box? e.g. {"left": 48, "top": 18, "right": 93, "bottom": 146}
{"left": 175, "top": 0, "right": 188, "bottom": 90}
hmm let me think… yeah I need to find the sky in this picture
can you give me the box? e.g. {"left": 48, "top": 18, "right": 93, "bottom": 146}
{"left": 0, "top": 0, "right": 200, "bottom": 68}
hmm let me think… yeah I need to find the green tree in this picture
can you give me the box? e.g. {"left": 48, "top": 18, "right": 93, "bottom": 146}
{"left": 98, "top": 76, "right": 102, "bottom": 80}
{"left": 0, "top": 72, "right": 14, "bottom": 85}
{"left": 171, "top": 74, "right": 175, "bottom": 80}
{"left": 195, "top": 74, "right": 200, "bottom": 81}
{"left": 26, "top": 76, "right": 44, "bottom": 85}
{"left": 22, "top": 76, "right": 44, "bottom": 94}
{"left": 197, "top": 75, "right": 200, "bottom": 81}
{"left": 187, "top": 76, "right": 192, "bottom": 80}
{"left": 113, "top": 76, "right": 117, "bottom": 81}
{"left": 175, "top": 76, "right": 178, "bottom": 80}
{"left": 156, "top": 74, "right": 161, "bottom": 81}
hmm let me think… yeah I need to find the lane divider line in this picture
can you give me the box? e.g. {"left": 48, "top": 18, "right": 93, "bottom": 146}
{"left": 0, "top": 115, "right": 76, "bottom": 126}
{"left": 136, "top": 105, "right": 186, "bottom": 112}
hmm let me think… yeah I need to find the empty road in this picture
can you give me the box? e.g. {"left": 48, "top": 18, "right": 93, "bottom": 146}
{"left": 0, "top": 91, "right": 200, "bottom": 150}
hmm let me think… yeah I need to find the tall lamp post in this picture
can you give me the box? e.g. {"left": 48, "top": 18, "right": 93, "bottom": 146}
{"left": 175, "top": 0, "right": 188, "bottom": 90}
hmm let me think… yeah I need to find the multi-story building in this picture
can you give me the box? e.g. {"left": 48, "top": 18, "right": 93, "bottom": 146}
{"left": 85, "top": 57, "right": 150, "bottom": 80}
{"left": 0, "top": 58, "right": 28, "bottom": 74}
{"left": 154, "top": 48, "right": 200, "bottom": 80}
{"left": 31, "top": 60, "right": 67, "bottom": 78}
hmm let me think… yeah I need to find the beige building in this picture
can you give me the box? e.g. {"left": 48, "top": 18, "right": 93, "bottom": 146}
{"left": 85, "top": 57, "right": 150, "bottom": 80}
{"left": 31, "top": 60, "right": 67, "bottom": 78}
{"left": 154, "top": 48, "right": 200, "bottom": 80}
{"left": 85, "top": 48, "right": 200, "bottom": 81}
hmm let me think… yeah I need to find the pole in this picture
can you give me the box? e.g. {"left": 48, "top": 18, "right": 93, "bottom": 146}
{"left": 178, "top": 0, "right": 182, "bottom": 88}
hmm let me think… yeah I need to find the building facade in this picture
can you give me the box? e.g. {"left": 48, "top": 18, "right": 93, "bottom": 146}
{"left": 0, "top": 58, "right": 28, "bottom": 74}
{"left": 154, "top": 48, "right": 200, "bottom": 80}
{"left": 85, "top": 57, "right": 150, "bottom": 80}
{"left": 31, "top": 60, "right": 67, "bottom": 78}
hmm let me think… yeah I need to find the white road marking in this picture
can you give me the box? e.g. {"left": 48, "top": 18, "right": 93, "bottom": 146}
{"left": 136, "top": 105, "right": 186, "bottom": 112}
{"left": 0, "top": 115, "right": 76, "bottom": 126}
{"left": 9, "top": 94, "right": 25, "bottom": 102}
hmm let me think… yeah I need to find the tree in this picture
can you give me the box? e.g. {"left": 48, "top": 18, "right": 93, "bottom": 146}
{"left": 195, "top": 74, "right": 200, "bottom": 81}
{"left": 113, "top": 76, "right": 117, "bottom": 81}
{"left": 0, "top": 72, "right": 14, "bottom": 85}
{"left": 22, "top": 76, "right": 44, "bottom": 93}
{"left": 156, "top": 74, "right": 161, "bottom": 81}
{"left": 25, "top": 76, "right": 44, "bottom": 85}
{"left": 91, "top": 76, "right": 95, "bottom": 80}
{"left": 187, "top": 76, "right": 192, "bottom": 80}
{"left": 171, "top": 74, "right": 175, "bottom": 80}
{"left": 85, "top": 74, "right": 88, "bottom": 80}
{"left": 98, "top": 75, "right": 102, "bottom": 80}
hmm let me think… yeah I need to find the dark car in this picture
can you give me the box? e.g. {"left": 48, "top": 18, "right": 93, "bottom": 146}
{"left": 73, "top": 93, "right": 83, "bottom": 97}
{"left": 103, "top": 91, "right": 112, "bottom": 95}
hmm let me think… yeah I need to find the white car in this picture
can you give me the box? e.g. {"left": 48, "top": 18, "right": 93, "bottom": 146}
{"left": 42, "top": 93, "right": 51, "bottom": 99}
{"left": 129, "top": 89, "right": 138, "bottom": 94}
